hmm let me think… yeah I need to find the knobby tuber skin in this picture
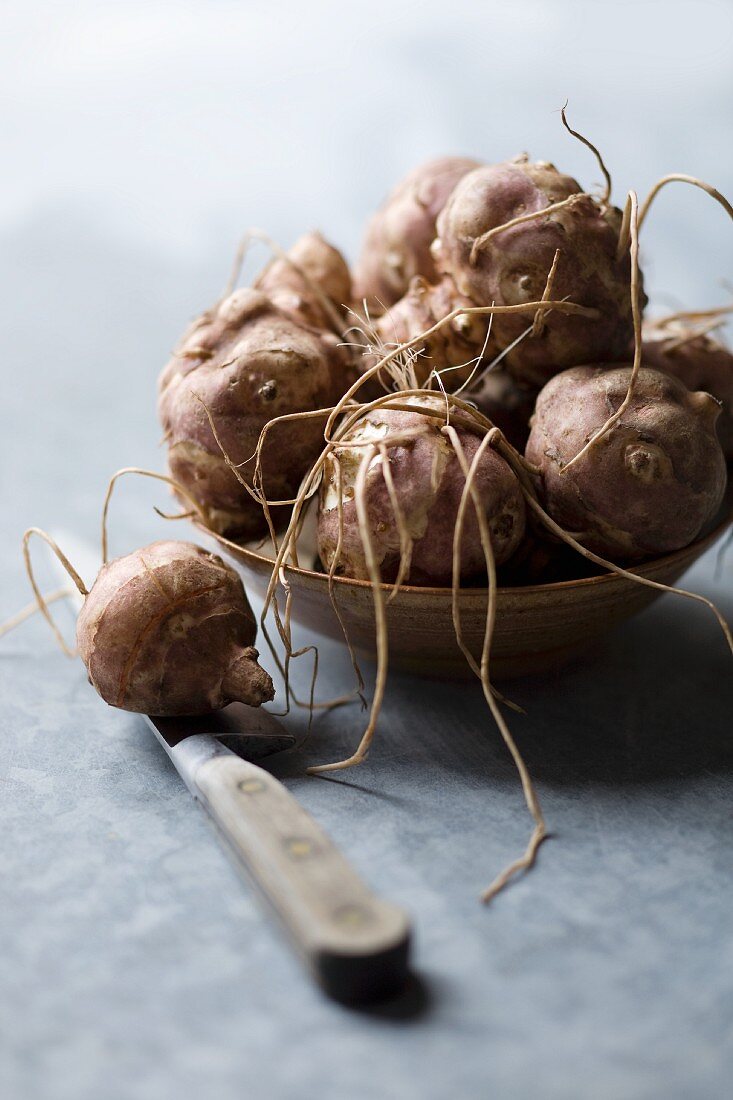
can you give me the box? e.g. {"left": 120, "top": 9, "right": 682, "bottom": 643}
{"left": 317, "top": 403, "right": 526, "bottom": 586}
{"left": 640, "top": 321, "right": 733, "bottom": 458}
{"left": 526, "top": 365, "right": 727, "bottom": 561}
{"left": 466, "top": 369, "right": 537, "bottom": 452}
{"left": 353, "top": 156, "right": 482, "bottom": 313}
{"left": 255, "top": 231, "right": 352, "bottom": 330}
{"left": 158, "top": 287, "right": 352, "bottom": 538}
{"left": 432, "top": 159, "right": 645, "bottom": 387}
{"left": 76, "top": 540, "right": 274, "bottom": 715}
{"left": 367, "top": 275, "right": 495, "bottom": 388}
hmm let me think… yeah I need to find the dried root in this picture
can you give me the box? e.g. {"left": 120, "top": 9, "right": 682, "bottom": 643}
{"left": 101, "top": 466, "right": 209, "bottom": 564}
{"left": 0, "top": 587, "right": 75, "bottom": 642}
{"left": 562, "top": 190, "right": 643, "bottom": 470}
{"left": 563, "top": 163, "right": 733, "bottom": 467}
{"left": 638, "top": 174, "right": 733, "bottom": 233}
{"left": 469, "top": 196, "right": 581, "bottom": 266}
{"left": 22, "top": 529, "right": 89, "bottom": 657}
{"left": 444, "top": 425, "right": 546, "bottom": 901}
{"left": 559, "top": 103, "right": 612, "bottom": 206}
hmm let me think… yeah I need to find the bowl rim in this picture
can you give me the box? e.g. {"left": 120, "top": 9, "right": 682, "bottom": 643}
{"left": 199, "top": 503, "right": 732, "bottom": 599}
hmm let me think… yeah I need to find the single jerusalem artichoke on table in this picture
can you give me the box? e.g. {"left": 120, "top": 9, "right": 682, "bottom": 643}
{"left": 526, "top": 365, "right": 727, "bottom": 561}
{"left": 353, "top": 156, "right": 482, "bottom": 313}
{"left": 432, "top": 158, "right": 644, "bottom": 387}
{"left": 76, "top": 540, "right": 274, "bottom": 715}
{"left": 317, "top": 400, "right": 526, "bottom": 586}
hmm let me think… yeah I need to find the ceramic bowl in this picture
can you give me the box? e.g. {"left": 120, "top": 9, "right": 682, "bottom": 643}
{"left": 199, "top": 489, "right": 731, "bottom": 680}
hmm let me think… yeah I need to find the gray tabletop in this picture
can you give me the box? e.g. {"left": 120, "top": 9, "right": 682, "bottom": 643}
{"left": 2, "top": 3, "right": 732, "bottom": 1098}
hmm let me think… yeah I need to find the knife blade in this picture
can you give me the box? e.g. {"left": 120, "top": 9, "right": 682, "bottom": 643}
{"left": 51, "top": 531, "right": 411, "bottom": 1002}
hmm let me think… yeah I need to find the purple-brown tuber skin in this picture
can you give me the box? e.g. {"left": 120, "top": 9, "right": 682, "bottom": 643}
{"left": 317, "top": 401, "right": 526, "bottom": 586}
{"left": 433, "top": 159, "right": 645, "bottom": 387}
{"left": 640, "top": 321, "right": 733, "bottom": 458}
{"left": 526, "top": 365, "right": 727, "bottom": 561}
{"left": 367, "top": 275, "right": 495, "bottom": 387}
{"left": 76, "top": 541, "right": 274, "bottom": 716}
{"left": 255, "top": 232, "right": 352, "bottom": 330}
{"left": 353, "top": 156, "right": 481, "bottom": 314}
{"left": 158, "top": 287, "right": 352, "bottom": 538}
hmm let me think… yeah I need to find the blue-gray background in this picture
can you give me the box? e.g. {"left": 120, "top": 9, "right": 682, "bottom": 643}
{"left": 1, "top": 3, "right": 732, "bottom": 1098}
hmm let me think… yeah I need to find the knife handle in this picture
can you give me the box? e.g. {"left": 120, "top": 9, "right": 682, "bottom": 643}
{"left": 193, "top": 751, "right": 411, "bottom": 1002}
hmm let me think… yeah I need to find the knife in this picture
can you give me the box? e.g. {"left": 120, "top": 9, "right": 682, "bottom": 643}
{"left": 52, "top": 532, "right": 411, "bottom": 1003}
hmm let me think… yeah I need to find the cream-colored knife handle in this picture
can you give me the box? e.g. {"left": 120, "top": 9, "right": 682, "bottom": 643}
{"left": 193, "top": 750, "right": 411, "bottom": 1002}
